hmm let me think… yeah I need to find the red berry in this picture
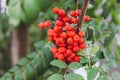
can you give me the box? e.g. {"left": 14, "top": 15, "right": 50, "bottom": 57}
{"left": 59, "top": 9, "right": 66, "bottom": 17}
{"left": 52, "top": 7, "right": 60, "bottom": 14}
{"left": 44, "top": 20, "right": 50, "bottom": 27}
{"left": 63, "top": 16, "right": 69, "bottom": 22}
{"left": 74, "top": 56, "right": 80, "bottom": 62}
{"left": 76, "top": 10, "right": 81, "bottom": 16}
{"left": 38, "top": 22, "right": 45, "bottom": 29}
{"left": 84, "top": 15, "right": 90, "bottom": 22}
{"left": 57, "top": 54, "right": 65, "bottom": 60}
{"left": 67, "top": 38, "right": 73, "bottom": 44}
{"left": 73, "top": 35, "right": 80, "bottom": 42}
{"left": 78, "top": 31, "right": 84, "bottom": 37}
{"left": 71, "top": 17, "right": 78, "bottom": 24}
{"left": 70, "top": 11, "right": 76, "bottom": 17}
{"left": 60, "top": 32, "right": 68, "bottom": 39}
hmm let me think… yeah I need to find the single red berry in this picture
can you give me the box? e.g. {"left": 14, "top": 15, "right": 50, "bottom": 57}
{"left": 79, "top": 43, "right": 86, "bottom": 49}
{"left": 52, "top": 7, "right": 60, "bottom": 14}
{"left": 76, "top": 10, "right": 81, "bottom": 16}
{"left": 78, "top": 31, "right": 84, "bottom": 37}
{"left": 58, "top": 47, "right": 66, "bottom": 53}
{"left": 60, "top": 32, "right": 68, "bottom": 39}
{"left": 65, "top": 25, "right": 72, "bottom": 31}
{"left": 74, "top": 56, "right": 80, "bottom": 62}
{"left": 57, "top": 54, "right": 65, "bottom": 60}
{"left": 51, "top": 47, "right": 58, "bottom": 54}
{"left": 48, "top": 36, "right": 54, "bottom": 42}
{"left": 58, "top": 16, "right": 63, "bottom": 20}
{"left": 73, "top": 46, "right": 80, "bottom": 52}
{"left": 67, "top": 31, "right": 76, "bottom": 37}
{"left": 70, "top": 11, "right": 76, "bottom": 17}
{"left": 84, "top": 15, "right": 90, "bottom": 22}
{"left": 73, "top": 35, "right": 80, "bottom": 42}
{"left": 53, "top": 26, "right": 62, "bottom": 33}
{"left": 63, "top": 16, "right": 70, "bottom": 22}
{"left": 67, "top": 45, "right": 73, "bottom": 49}
{"left": 71, "top": 17, "right": 78, "bottom": 24}
{"left": 38, "top": 22, "right": 45, "bottom": 29}
{"left": 59, "top": 9, "right": 66, "bottom": 17}
{"left": 67, "top": 38, "right": 73, "bottom": 44}
{"left": 44, "top": 20, "right": 50, "bottom": 27}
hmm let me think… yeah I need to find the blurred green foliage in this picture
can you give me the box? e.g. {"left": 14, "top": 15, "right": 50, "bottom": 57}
{"left": 0, "top": 0, "right": 120, "bottom": 80}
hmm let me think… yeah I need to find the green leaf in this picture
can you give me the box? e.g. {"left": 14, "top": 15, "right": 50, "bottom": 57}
{"left": 50, "top": 60, "right": 67, "bottom": 68}
{"left": 34, "top": 41, "right": 45, "bottom": 49}
{"left": 68, "top": 62, "right": 82, "bottom": 69}
{"left": 14, "top": 71, "right": 24, "bottom": 80}
{"left": 64, "top": 73, "right": 84, "bottom": 80}
{"left": 80, "top": 57, "right": 89, "bottom": 63}
{"left": 47, "top": 74, "right": 63, "bottom": 80}
{"left": 0, "top": 41, "right": 53, "bottom": 80}
{"left": 90, "top": 44, "right": 100, "bottom": 54}
{"left": 87, "top": 67, "right": 99, "bottom": 80}
{"left": 111, "top": 72, "right": 120, "bottom": 80}
{"left": 97, "top": 75, "right": 111, "bottom": 80}
{"left": 104, "top": 23, "right": 116, "bottom": 47}
{"left": 101, "top": 63, "right": 109, "bottom": 73}
{"left": 102, "top": 47, "right": 110, "bottom": 62}
{"left": 77, "top": 49, "right": 86, "bottom": 57}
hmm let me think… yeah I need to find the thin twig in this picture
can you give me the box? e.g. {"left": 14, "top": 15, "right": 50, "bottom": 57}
{"left": 77, "top": 0, "right": 90, "bottom": 30}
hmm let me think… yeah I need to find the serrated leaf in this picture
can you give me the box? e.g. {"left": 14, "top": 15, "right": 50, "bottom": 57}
{"left": 87, "top": 67, "right": 99, "bottom": 80}
{"left": 65, "top": 73, "right": 84, "bottom": 80}
{"left": 68, "top": 62, "right": 82, "bottom": 69}
{"left": 50, "top": 60, "right": 67, "bottom": 68}
{"left": 16, "top": 58, "right": 29, "bottom": 66}
{"left": 14, "top": 71, "right": 24, "bottom": 80}
{"left": 34, "top": 41, "right": 45, "bottom": 49}
{"left": 90, "top": 44, "right": 100, "bottom": 54}
{"left": 47, "top": 74, "right": 63, "bottom": 80}
{"left": 80, "top": 57, "right": 89, "bottom": 63}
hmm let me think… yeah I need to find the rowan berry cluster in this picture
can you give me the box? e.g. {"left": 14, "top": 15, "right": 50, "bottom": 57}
{"left": 39, "top": 7, "right": 90, "bottom": 63}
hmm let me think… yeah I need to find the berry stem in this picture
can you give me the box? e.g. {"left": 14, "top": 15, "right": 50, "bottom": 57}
{"left": 77, "top": 0, "right": 90, "bottom": 29}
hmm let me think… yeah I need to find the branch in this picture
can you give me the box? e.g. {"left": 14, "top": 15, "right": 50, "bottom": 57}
{"left": 77, "top": 0, "right": 90, "bottom": 29}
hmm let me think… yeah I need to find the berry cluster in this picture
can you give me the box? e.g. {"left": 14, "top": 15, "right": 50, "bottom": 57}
{"left": 39, "top": 7, "right": 90, "bottom": 63}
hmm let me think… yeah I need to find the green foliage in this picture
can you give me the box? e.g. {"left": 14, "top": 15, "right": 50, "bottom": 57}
{"left": 47, "top": 74, "right": 63, "bottom": 80}
{"left": 68, "top": 62, "right": 82, "bottom": 69}
{"left": 64, "top": 74, "right": 84, "bottom": 80}
{"left": 0, "top": 41, "right": 53, "bottom": 80}
{"left": 7, "top": 0, "right": 53, "bottom": 25}
{"left": 87, "top": 67, "right": 99, "bottom": 80}
{"left": 50, "top": 60, "right": 67, "bottom": 68}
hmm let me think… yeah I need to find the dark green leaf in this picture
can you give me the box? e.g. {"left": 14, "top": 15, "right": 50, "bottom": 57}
{"left": 50, "top": 60, "right": 67, "bottom": 68}
{"left": 14, "top": 71, "right": 24, "bottom": 80}
{"left": 34, "top": 41, "right": 45, "bottom": 49}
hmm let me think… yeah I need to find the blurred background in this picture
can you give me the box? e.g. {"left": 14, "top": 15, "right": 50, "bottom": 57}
{"left": 0, "top": 0, "right": 120, "bottom": 78}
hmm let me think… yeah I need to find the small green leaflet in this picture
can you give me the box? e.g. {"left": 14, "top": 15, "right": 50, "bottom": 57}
{"left": 50, "top": 60, "right": 67, "bottom": 68}
{"left": 47, "top": 74, "right": 63, "bottom": 80}
{"left": 64, "top": 73, "right": 84, "bottom": 80}
{"left": 68, "top": 62, "right": 82, "bottom": 69}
